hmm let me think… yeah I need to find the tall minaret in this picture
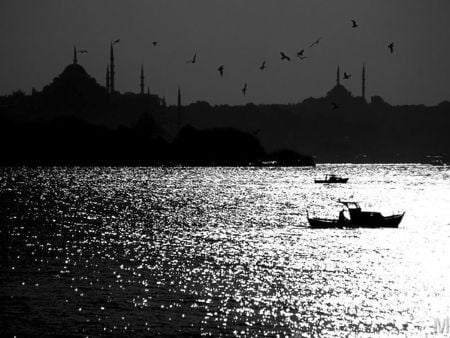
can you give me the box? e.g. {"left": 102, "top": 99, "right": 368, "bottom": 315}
{"left": 336, "top": 65, "right": 340, "bottom": 85}
{"left": 110, "top": 43, "right": 115, "bottom": 93}
{"left": 177, "top": 86, "right": 182, "bottom": 132}
{"left": 73, "top": 46, "right": 78, "bottom": 65}
{"left": 362, "top": 64, "right": 366, "bottom": 101}
{"left": 106, "top": 65, "right": 110, "bottom": 94}
{"left": 140, "top": 65, "right": 145, "bottom": 95}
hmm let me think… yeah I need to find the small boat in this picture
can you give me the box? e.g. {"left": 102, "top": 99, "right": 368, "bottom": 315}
{"left": 314, "top": 174, "right": 348, "bottom": 184}
{"left": 425, "top": 155, "right": 447, "bottom": 166}
{"left": 307, "top": 200, "right": 404, "bottom": 229}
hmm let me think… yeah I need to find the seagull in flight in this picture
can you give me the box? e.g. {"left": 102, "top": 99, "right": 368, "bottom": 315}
{"left": 309, "top": 37, "right": 323, "bottom": 48}
{"left": 343, "top": 72, "right": 351, "bottom": 79}
{"left": 187, "top": 53, "right": 196, "bottom": 63}
{"left": 152, "top": 41, "right": 158, "bottom": 46}
{"left": 280, "top": 52, "right": 291, "bottom": 62}
{"left": 296, "top": 50, "right": 307, "bottom": 60}
{"left": 217, "top": 65, "right": 224, "bottom": 76}
{"left": 351, "top": 20, "right": 358, "bottom": 28}
{"left": 388, "top": 42, "right": 394, "bottom": 54}
{"left": 241, "top": 83, "right": 248, "bottom": 96}
{"left": 259, "top": 61, "right": 266, "bottom": 70}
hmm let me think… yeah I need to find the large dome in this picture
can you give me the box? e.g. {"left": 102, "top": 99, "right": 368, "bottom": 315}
{"left": 326, "top": 84, "right": 353, "bottom": 101}
{"left": 40, "top": 63, "right": 108, "bottom": 112}
{"left": 60, "top": 63, "right": 90, "bottom": 78}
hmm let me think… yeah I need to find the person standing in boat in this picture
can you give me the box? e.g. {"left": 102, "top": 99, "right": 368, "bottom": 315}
{"left": 339, "top": 209, "right": 347, "bottom": 223}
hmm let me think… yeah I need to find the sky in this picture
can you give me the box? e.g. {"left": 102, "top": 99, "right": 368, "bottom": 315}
{"left": 1, "top": 0, "right": 450, "bottom": 106}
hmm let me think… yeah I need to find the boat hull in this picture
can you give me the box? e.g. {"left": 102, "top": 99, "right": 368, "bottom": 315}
{"left": 307, "top": 213, "right": 404, "bottom": 229}
{"left": 307, "top": 217, "right": 346, "bottom": 229}
{"left": 314, "top": 178, "right": 349, "bottom": 184}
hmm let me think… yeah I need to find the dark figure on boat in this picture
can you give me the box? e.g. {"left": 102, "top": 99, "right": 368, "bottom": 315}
{"left": 338, "top": 209, "right": 347, "bottom": 223}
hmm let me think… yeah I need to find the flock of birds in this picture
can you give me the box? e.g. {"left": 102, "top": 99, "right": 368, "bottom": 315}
{"left": 181, "top": 19, "right": 395, "bottom": 98}
{"left": 76, "top": 19, "right": 396, "bottom": 101}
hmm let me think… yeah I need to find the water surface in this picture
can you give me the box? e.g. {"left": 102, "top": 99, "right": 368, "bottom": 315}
{"left": 1, "top": 165, "right": 450, "bottom": 336}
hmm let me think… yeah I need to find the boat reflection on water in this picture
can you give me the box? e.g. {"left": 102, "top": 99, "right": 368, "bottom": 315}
{"left": 307, "top": 200, "right": 405, "bottom": 229}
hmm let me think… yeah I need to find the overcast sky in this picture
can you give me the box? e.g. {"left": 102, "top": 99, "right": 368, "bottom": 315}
{"left": 1, "top": 0, "right": 450, "bottom": 106}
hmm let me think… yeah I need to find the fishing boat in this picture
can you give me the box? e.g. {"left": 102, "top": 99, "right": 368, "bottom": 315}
{"left": 307, "top": 200, "right": 404, "bottom": 228}
{"left": 314, "top": 174, "right": 348, "bottom": 184}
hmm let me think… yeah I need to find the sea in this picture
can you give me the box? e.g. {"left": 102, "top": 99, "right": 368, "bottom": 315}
{"left": 1, "top": 164, "right": 450, "bottom": 337}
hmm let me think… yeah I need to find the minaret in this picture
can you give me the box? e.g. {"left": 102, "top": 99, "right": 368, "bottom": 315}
{"left": 336, "top": 65, "right": 340, "bottom": 86}
{"left": 362, "top": 64, "right": 366, "bottom": 101}
{"left": 106, "top": 65, "right": 110, "bottom": 94}
{"left": 177, "top": 86, "right": 182, "bottom": 132}
{"left": 110, "top": 43, "right": 115, "bottom": 93}
{"left": 73, "top": 46, "right": 78, "bottom": 65}
{"left": 140, "top": 65, "right": 145, "bottom": 95}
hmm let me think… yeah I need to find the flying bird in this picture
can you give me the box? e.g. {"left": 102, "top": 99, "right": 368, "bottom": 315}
{"left": 217, "top": 65, "right": 224, "bottom": 76}
{"left": 388, "top": 42, "right": 394, "bottom": 54}
{"left": 259, "top": 61, "right": 266, "bottom": 70}
{"left": 241, "top": 83, "right": 247, "bottom": 96}
{"left": 343, "top": 72, "right": 351, "bottom": 79}
{"left": 309, "top": 37, "right": 323, "bottom": 48}
{"left": 78, "top": 50, "right": 88, "bottom": 53}
{"left": 351, "top": 20, "right": 358, "bottom": 28}
{"left": 113, "top": 39, "right": 120, "bottom": 44}
{"left": 152, "top": 41, "right": 158, "bottom": 46}
{"left": 332, "top": 102, "right": 340, "bottom": 110}
{"left": 187, "top": 53, "right": 197, "bottom": 63}
{"left": 280, "top": 52, "right": 291, "bottom": 62}
{"left": 296, "top": 50, "right": 307, "bottom": 60}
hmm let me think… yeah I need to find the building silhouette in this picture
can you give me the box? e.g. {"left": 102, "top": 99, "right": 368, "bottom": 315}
{"left": 177, "top": 86, "right": 182, "bottom": 132}
{"left": 362, "top": 64, "right": 366, "bottom": 101}
{"left": 110, "top": 43, "right": 115, "bottom": 93}
{"left": 325, "top": 65, "right": 353, "bottom": 102}
{"left": 337, "top": 65, "right": 340, "bottom": 85}
{"left": 73, "top": 46, "right": 78, "bottom": 65}
{"left": 106, "top": 65, "right": 110, "bottom": 94}
{"left": 140, "top": 65, "right": 145, "bottom": 95}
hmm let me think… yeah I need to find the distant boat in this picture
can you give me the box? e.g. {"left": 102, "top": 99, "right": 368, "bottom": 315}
{"left": 314, "top": 174, "right": 348, "bottom": 184}
{"left": 425, "top": 155, "right": 447, "bottom": 166}
{"left": 307, "top": 200, "right": 404, "bottom": 229}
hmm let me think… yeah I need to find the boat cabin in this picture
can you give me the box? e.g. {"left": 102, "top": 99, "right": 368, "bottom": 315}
{"left": 338, "top": 201, "right": 361, "bottom": 211}
{"left": 338, "top": 200, "right": 385, "bottom": 224}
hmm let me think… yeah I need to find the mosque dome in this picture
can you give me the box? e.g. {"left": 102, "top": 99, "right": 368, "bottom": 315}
{"left": 40, "top": 62, "right": 108, "bottom": 112}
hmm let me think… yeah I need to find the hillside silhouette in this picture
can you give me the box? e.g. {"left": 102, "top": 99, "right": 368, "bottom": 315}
{"left": 0, "top": 114, "right": 314, "bottom": 166}
{"left": 156, "top": 88, "right": 450, "bottom": 163}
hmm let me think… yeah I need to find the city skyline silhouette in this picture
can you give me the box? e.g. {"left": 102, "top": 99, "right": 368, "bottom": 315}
{"left": 1, "top": 52, "right": 449, "bottom": 165}
{"left": 1, "top": 0, "right": 450, "bottom": 106}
